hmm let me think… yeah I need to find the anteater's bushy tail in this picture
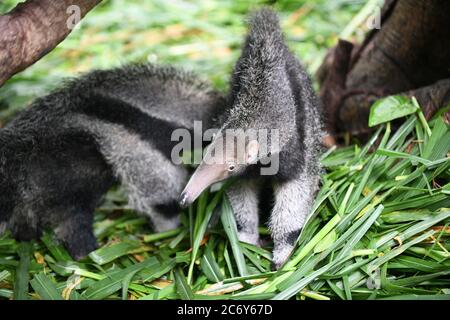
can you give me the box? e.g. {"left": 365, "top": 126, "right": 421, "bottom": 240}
{"left": 246, "top": 8, "right": 285, "bottom": 56}
{"left": 248, "top": 8, "right": 282, "bottom": 40}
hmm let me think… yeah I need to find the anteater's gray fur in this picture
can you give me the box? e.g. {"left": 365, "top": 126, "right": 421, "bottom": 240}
{"left": 0, "top": 64, "right": 224, "bottom": 259}
{"left": 1, "top": 8, "right": 322, "bottom": 268}
{"left": 182, "top": 9, "right": 324, "bottom": 268}
{"left": 229, "top": 9, "right": 323, "bottom": 268}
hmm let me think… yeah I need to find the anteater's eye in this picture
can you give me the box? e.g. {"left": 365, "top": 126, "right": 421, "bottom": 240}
{"left": 228, "top": 164, "right": 236, "bottom": 172}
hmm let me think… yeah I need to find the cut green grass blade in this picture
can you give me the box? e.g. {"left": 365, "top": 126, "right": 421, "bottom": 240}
{"left": 376, "top": 149, "right": 432, "bottom": 166}
{"left": 2, "top": 94, "right": 449, "bottom": 300}
{"left": 220, "top": 197, "right": 248, "bottom": 277}
{"left": 88, "top": 241, "right": 142, "bottom": 265}
{"left": 412, "top": 97, "right": 432, "bottom": 138}
{"left": 201, "top": 246, "right": 224, "bottom": 283}
{"left": 0, "top": 289, "right": 13, "bottom": 299}
{"left": 313, "top": 230, "right": 337, "bottom": 254}
{"left": 342, "top": 275, "right": 352, "bottom": 300}
{"left": 389, "top": 255, "right": 448, "bottom": 273}
{"left": 40, "top": 233, "right": 72, "bottom": 262}
{"left": 30, "top": 273, "right": 63, "bottom": 300}
{"left": 422, "top": 116, "right": 450, "bottom": 161}
{"left": 139, "top": 284, "right": 175, "bottom": 300}
{"left": 13, "top": 242, "right": 31, "bottom": 300}
{"left": 242, "top": 247, "right": 267, "bottom": 273}
{"left": 346, "top": 155, "right": 377, "bottom": 210}
{"left": 223, "top": 246, "right": 235, "bottom": 278}
{"left": 379, "top": 294, "right": 450, "bottom": 300}
{"left": 394, "top": 209, "right": 449, "bottom": 244}
{"left": 381, "top": 209, "right": 434, "bottom": 223}
{"left": 0, "top": 270, "right": 10, "bottom": 282}
{"left": 327, "top": 279, "right": 345, "bottom": 299}
{"left": 368, "top": 229, "right": 436, "bottom": 273}
{"left": 174, "top": 268, "right": 194, "bottom": 300}
{"left": 338, "top": 183, "right": 355, "bottom": 215}
{"left": 169, "top": 228, "right": 189, "bottom": 249}
{"left": 223, "top": 271, "right": 278, "bottom": 284}
{"left": 335, "top": 205, "right": 383, "bottom": 261}
{"left": 355, "top": 126, "right": 383, "bottom": 160}
{"left": 391, "top": 270, "right": 450, "bottom": 287}
{"left": 239, "top": 242, "right": 272, "bottom": 261}
{"left": 83, "top": 257, "right": 160, "bottom": 299}
{"left": 285, "top": 213, "right": 341, "bottom": 269}
{"left": 278, "top": 205, "right": 383, "bottom": 292}
{"left": 48, "top": 261, "right": 95, "bottom": 278}
{"left": 138, "top": 258, "right": 176, "bottom": 283}
{"left": 383, "top": 193, "right": 448, "bottom": 212}
{"left": 121, "top": 270, "right": 139, "bottom": 300}
{"left": 187, "top": 190, "right": 223, "bottom": 283}
{"left": 384, "top": 115, "right": 416, "bottom": 150}
{"left": 143, "top": 227, "right": 184, "bottom": 243}
{"left": 272, "top": 263, "right": 333, "bottom": 300}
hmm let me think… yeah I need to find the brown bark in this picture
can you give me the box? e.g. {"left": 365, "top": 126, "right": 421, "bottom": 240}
{"left": 0, "top": 0, "right": 101, "bottom": 87}
{"left": 318, "top": 39, "right": 353, "bottom": 135}
{"left": 405, "top": 79, "right": 450, "bottom": 123}
{"left": 319, "top": 0, "right": 450, "bottom": 136}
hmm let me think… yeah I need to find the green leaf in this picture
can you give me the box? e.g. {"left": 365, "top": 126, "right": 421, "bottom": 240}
{"left": 187, "top": 190, "right": 223, "bottom": 283}
{"left": 139, "top": 284, "right": 175, "bottom": 300}
{"left": 381, "top": 209, "right": 434, "bottom": 223}
{"left": 0, "top": 270, "right": 10, "bottom": 282}
{"left": 83, "top": 257, "right": 159, "bottom": 299}
{"left": 13, "top": 242, "right": 31, "bottom": 300}
{"left": 30, "top": 273, "right": 63, "bottom": 300}
{"left": 174, "top": 268, "right": 194, "bottom": 300}
{"left": 376, "top": 148, "right": 432, "bottom": 166}
{"left": 273, "top": 263, "right": 333, "bottom": 300}
{"left": 369, "top": 96, "right": 419, "bottom": 127}
{"left": 368, "top": 230, "right": 436, "bottom": 273}
{"left": 389, "top": 256, "right": 448, "bottom": 273}
{"left": 143, "top": 227, "right": 184, "bottom": 243}
{"left": 121, "top": 270, "right": 139, "bottom": 300}
{"left": 138, "top": 258, "right": 176, "bottom": 282}
{"left": 40, "top": 233, "right": 72, "bottom": 262}
{"left": 391, "top": 270, "right": 450, "bottom": 287}
{"left": 313, "top": 230, "right": 337, "bottom": 253}
{"left": 285, "top": 214, "right": 341, "bottom": 269}
{"left": 88, "top": 241, "right": 142, "bottom": 265}
{"left": 201, "top": 246, "right": 224, "bottom": 283}
{"left": 221, "top": 197, "right": 248, "bottom": 277}
{"left": 422, "top": 116, "right": 450, "bottom": 161}
{"left": 335, "top": 205, "right": 383, "bottom": 260}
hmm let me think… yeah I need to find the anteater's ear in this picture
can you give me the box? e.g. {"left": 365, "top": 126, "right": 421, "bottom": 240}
{"left": 246, "top": 140, "right": 259, "bottom": 164}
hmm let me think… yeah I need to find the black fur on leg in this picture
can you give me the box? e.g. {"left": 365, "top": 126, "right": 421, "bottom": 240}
{"left": 154, "top": 200, "right": 180, "bottom": 219}
{"left": 0, "top": 130, "right": 114, "bottom": 258}
{"left": 0, "top": 63, "right": 225, "bottom": 257}
{"left": 56, "top": 210, "right": 98, "bottom": 261}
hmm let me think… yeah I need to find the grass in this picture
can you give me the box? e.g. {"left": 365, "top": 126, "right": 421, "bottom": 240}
{"left": 0, "top": 0, "right": 449, "bottom": 300}
{"left": 0, "top": 0, "right": 368, "bottom": 120}
{"left": 0, "top": 103, "right": 448, "bottom": 300}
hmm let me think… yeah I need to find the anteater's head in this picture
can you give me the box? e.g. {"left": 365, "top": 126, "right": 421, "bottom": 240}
{"left": 178, "top": 8, "right": 291, "bottom": 208}
{"left": 178, "top": 130, "right": 260, "bottom": 207}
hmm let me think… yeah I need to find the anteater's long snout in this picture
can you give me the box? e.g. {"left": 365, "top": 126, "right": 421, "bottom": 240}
{"left": 178, "top": 191, "right": 190, "bottom": 208}
{"left": 178, "top": 163, "right": 227, "bottom": 208}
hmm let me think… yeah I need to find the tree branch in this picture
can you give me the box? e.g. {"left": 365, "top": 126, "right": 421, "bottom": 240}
{"left": 318, "top": 0, "right": 450, "bottom": 136}
{"left": 0, "top": 0, "right": 101, "bottom": 87}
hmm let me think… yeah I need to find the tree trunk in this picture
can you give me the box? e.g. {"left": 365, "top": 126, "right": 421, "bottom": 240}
{"left": 0, "top": 0, "right": 101, "bottom": 87}
{"left": 318, "top": 0, "right": 450, "bottom": 138}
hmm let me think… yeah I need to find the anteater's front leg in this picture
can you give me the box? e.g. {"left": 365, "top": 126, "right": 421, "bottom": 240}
{"left": 270, "top": 173, "right": 317, "bottom": 269}
{"left": 55, "top": 209, "right": 98, "bottom": 261}
{"left": 226, "top": 180, "right": 260, "bottom": 246}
